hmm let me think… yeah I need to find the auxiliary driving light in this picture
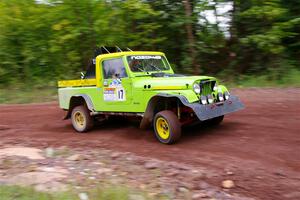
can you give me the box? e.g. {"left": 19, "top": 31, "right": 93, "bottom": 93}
{"left": 218, "top": 92, "right": 224, "bottom": 101}
{"left": 200, "top": 95, "right": 207, "bottom": 105}
{"left": 193, "top": 83, "right": 201, "bottom": 94}
{"left": 213, "top": 83, "right": 218, "bottom": 91}
{"left": 207, "top": 94, "right": 214, "bottom": 104}
{"left": 224, "top": 91, "right": 230, "bottom": 100}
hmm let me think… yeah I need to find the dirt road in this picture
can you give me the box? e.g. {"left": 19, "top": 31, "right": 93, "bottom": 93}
{"left": 1, "top": 88, "right": 300, "bottom": 199}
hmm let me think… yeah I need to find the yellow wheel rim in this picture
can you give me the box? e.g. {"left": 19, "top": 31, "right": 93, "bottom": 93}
{"left": 156, "top": 117, "right": 170, "bottom": 140}
{"left": 74, "top": 111, "right": 85, "bottom": 128}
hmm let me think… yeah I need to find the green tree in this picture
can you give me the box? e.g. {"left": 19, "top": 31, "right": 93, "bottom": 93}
{"left": 230, "top": 0, "right": 300, "bottom": 75}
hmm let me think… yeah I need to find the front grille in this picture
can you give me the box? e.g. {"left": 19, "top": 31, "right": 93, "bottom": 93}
{"left": 200, "top": 80, "right": 215, "bottom": 95}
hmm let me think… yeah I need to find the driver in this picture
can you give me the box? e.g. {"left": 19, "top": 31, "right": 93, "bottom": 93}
{"left": 129, "top": 59, "right": 143, "bottom": 72}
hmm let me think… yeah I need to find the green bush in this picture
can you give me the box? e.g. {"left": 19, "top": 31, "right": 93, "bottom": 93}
{"left": 0, "top": 185, "right": 150, "bottom": 200}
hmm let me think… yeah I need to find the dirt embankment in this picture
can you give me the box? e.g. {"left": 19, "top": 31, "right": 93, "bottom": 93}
{"left": 0, "top": 88, "right": 300, "bottom": 199}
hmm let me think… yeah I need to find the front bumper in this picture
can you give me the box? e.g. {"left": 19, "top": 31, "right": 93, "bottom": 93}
{"left": 186, "top": 95, "right": 244, "bottom": 121}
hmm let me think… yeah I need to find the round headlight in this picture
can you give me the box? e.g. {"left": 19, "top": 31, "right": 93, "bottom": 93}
{"left": 213, "top": 83, "right": 218, "bottom": 91}
{"left": 193, "top": 83, "right": 201, "bottom": 94}
{"left": 224, "top": 91, "right": 230, "bottom": 100}
{"left": 218, "top": 92, "right": 224, "bottom": 101}
{"left": 207, "top": 94, "right": 213, "bottom": 104}
{"left": 200, "top": 95, "right": 207, "bottom": 105}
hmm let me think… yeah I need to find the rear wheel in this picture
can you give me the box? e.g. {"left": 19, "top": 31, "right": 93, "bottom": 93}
{"left": 71, "top": 105, "right": 94, "bottom": 132}
{"left": 154, "top": 110, "right": 181, "bottom": 144}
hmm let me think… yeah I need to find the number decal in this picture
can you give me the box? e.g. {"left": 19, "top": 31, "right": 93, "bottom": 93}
{"left": 103, "top": 80, "right": 126, "bottom": 102}
{"left": 117, "top": 88, "right": 126, "bottom": 101}
{"left": 118, "top": 89, "right": 124, "bottom": 100}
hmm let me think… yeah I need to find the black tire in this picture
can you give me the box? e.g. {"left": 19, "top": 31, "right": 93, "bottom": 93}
{"left": 71, "top": 105, "right": 94, "bottom": 133}
{"left": 207, "top": 115, "right": 224, "bottom": 126}
{"left": 153, "top": 110, "right": 181, "bottom": 144}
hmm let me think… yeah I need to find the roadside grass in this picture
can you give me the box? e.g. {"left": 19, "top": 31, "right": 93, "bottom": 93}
{"left": 0, "top": 185, "right": 76, "bottom": 200}
{"left": 0, "top": 87, "right": 57, "bottom": 104}
{"left": 219, "top": 69, "right": 300, "bottom": 88}
{"left": 0, "top": 185, "right": 150, "bottom": 200}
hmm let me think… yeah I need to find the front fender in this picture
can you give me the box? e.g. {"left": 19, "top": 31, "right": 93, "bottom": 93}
{"left": 217, "top": 85, "right": 228, "bottom": 93}
{"left": 140, "top": 93, "right": 191, "bottom": 129}
{"left": 154, "top": 93, "right": 244, "bottom": 121}
{"left": 140, "top": 92, "right": 244, "bottom": 128}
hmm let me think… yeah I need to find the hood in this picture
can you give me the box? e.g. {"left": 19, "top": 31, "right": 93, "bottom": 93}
{"left": 132, "top": 75, "right": 217, "bottom": 90}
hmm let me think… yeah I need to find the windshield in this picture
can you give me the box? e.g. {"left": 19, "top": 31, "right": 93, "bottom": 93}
{"left": 126, "top": 55, "right": 170, "bottom": 72}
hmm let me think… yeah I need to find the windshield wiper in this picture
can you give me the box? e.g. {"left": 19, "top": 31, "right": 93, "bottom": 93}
{"left": 134, "top": 65, "right": 151, "bottom": 77}
{"left": 137, "top": 66, "right": 146, "bottom": 72}
{"left": 135, "top": 74, "right": 151, "bottom": 77}
{"left": 134, "top": 65, "right": 163, "bottom": 77}
{"left": 135, "top": 64, "right": 152, "bottom": 74}
{"left": 149, "top": 64, "right": 163, "bottom": 73}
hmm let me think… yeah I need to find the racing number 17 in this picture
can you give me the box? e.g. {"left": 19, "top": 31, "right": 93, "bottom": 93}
{"left": 117, "top": 89, "right": 125, "bottom": 101}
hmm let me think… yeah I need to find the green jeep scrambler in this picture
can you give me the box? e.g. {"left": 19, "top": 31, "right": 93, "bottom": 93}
{"left": 58, "top": 47, "right": 244, "bottom": 144}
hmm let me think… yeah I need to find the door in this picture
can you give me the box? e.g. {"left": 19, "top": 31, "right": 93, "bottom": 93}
{"left": 101, "top": 57, "right": 132, "bottom": 112}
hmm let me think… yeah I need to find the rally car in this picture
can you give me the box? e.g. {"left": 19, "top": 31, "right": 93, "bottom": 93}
{"left": 58, "top": 46, "right": 244, "bottom": 144}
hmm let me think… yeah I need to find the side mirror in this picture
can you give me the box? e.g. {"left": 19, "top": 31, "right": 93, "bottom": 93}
{"left": 80, "top": 72, "right": 85, "bottom": 79}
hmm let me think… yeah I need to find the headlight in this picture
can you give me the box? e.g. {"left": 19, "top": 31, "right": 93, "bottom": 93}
{"left": 213, "top": 83, "right": 218, "bottom": 91}
{"left": 218, "top": 92, "right": 224, "bottom": 101}
{"left": 193, "top": 83, "right": 201, "bottom": 94}
{"left": 224, "top": 91, "right": 230, "bottom": 100}
{"left": 200, "top": 95, "right": 207, "bottom": 104}
{"left": 207, "top": 94, "right": 214, "bottom": 104}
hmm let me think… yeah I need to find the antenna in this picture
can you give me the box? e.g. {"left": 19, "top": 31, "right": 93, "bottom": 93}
{"left": 126, "top": 47, "right": 133, "bottom": 52}
{"left": 115, "top": 46, "right": 122, "bottom": 52}
{"left": 101, "top": 46, "right": 110, "bottom": 53}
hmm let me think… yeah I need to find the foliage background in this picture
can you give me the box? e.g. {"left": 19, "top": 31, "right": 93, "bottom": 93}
{"left": 0, "top": 0, "right": 300, "bottom": 90}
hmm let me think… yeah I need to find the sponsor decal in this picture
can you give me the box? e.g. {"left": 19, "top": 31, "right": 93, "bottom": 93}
{"left": 130, "top": 55, "right": 161, "bottom": 60}
{"left": 109, "top": 78, "right": 122, "bottom": 87}
{"left": 103, "top": 78, "right": 126, "bottom": 101}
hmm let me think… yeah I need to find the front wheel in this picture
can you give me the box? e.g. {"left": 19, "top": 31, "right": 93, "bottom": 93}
{"left": 71, "top": 105, "right": 94, "bottom": 133}
{"left": 153, "top": 111, "right": 181, "bottom": 144}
